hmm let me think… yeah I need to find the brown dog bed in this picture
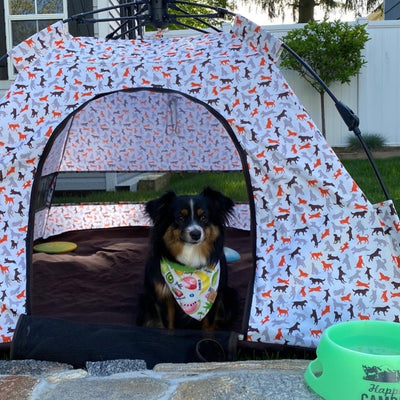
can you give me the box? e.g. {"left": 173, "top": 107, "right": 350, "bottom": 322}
{"left": 30, "top": 226, "right": 253, "bottom": 334}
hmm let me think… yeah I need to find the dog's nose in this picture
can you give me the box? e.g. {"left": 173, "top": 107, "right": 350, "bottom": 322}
{"left": 190, "top": 229, "right": 202, "bottom": 241}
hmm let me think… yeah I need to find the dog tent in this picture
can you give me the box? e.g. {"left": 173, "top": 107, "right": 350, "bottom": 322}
{"left": 1, "top": 14, "right": 400, "bottom": 359}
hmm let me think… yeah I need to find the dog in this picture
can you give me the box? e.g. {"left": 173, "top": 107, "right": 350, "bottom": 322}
{"left": 137, "top": 187, "right": 238, "bottom": 330}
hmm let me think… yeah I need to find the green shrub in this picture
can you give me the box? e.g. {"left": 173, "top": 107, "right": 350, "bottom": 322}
{"left": 281, "top": 21, "right": 369, "bottom": 137}
{"left": 346, "top": 133, "right": 387, "bottom": 151}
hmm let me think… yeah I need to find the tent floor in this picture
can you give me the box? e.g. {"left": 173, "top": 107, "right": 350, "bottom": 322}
{"left": 30, "top": 226, "right": 253, "bottom": 334}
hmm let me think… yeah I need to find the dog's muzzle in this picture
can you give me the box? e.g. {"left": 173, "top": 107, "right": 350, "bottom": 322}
{"left": 181, "top": 226, "right": 204, "bottom": 244}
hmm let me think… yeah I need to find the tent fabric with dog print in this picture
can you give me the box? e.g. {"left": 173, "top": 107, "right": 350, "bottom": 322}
{"left": 0, "top": 15, "right": 400, "bottom": 348}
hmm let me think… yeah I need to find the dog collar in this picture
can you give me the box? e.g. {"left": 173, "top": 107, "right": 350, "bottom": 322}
{"left": 160, "top": 258, "right": 220, "bottom": 321}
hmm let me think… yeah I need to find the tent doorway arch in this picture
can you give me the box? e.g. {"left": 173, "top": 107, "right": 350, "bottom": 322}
{"left": 27, "top": 87, "right": 256, "bottom": 336}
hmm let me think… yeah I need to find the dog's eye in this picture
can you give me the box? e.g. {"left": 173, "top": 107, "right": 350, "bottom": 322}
{"left": 200, "top": 214, "right": 208, "bottom": 224}
{"left": 176, "top": 215, "right": 185, "bottom": 224}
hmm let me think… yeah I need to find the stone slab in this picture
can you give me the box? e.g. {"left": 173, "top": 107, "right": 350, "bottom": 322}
{"left": 35, "top": 376, "right": 169, "bottom": 400}
{"left": 153, "top": 359, "right": 310, "bottom": 373}
{"left": 0, "top": 375, "right": 40, "bottom": 400}
{"left": 171, "top": 369, "right": 322, "bottom": 400}
{"left": 0, "top": 360, "right": 72, "bottom": 376}
{"left": 137, "top": 173, "right": 171, "bottom": 191}
{"left": 86, "top": 359, "right": 147, "bottom": 376}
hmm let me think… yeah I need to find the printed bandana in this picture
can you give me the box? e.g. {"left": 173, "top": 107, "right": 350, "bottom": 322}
{"left": 160, "top": 258, "right": 220, "bottom": 321}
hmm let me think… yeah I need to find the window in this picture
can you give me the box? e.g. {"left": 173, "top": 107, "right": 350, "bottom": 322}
{"left": 4, "top": 0, "right": 67, "bottom": 78}
{"left": 1, "top": 0, "right": 96, "bottom": 81}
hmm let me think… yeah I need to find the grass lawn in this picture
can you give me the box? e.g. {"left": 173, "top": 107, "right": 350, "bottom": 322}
{"left": 53, "top": 157, "right": 400, "bottom": 212}
{"left": 341, "top": 157, "right": 400, "bottom": 211}
{"left": 54, "top": 171, "right": 248, "bottom": 203}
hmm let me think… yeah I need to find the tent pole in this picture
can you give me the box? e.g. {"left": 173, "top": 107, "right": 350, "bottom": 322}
{"left": 281, "top": 42, "right": 391, "bottom": 201}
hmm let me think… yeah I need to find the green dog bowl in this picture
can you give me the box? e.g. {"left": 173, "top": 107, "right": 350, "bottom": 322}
{"left": 305, "top": 320, "right": 400, "bottom": 400}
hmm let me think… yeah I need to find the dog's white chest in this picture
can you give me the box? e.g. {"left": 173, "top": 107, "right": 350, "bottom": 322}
{"left": 177, "top": 244, "right": 207, "bottom": 268}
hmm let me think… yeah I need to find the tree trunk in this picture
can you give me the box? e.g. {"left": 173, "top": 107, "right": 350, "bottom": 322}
{"left": 298, "top": 0, "right": 315, "bottom": 23}
{"left": 319, "top": 90, "right": 326, "bottom": 138}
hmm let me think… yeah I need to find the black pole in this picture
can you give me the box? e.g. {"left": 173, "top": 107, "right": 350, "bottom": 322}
{"left": 149, "top": 0, "right": 167, "bottom": 28}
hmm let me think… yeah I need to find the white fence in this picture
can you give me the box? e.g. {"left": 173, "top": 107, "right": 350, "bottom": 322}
{"left": 1, "top": 19, "right": 399, "bottom": 147}
{"left": 269, "top": 19, "right": 400, "bottom": 147}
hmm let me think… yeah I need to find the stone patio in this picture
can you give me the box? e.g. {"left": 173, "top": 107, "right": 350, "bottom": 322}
{"left": 0, "top": 359, "right": 323, "bottom": 400}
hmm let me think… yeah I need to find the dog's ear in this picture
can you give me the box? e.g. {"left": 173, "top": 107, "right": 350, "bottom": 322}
{"left": 145, "top": 191, "right": 176, "bottom": 224}
{"left": 201, "top": 187, "right": 234, "bottom": 224}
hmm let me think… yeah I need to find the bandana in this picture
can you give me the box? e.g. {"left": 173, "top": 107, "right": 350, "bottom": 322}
{"left": 160, "top": 258, "right": 220, "bottom": 321}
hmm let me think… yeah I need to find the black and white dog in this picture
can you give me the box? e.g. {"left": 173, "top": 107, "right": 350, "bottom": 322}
{"left": 137, "top": 187, "right": 238, "bottom": 330}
